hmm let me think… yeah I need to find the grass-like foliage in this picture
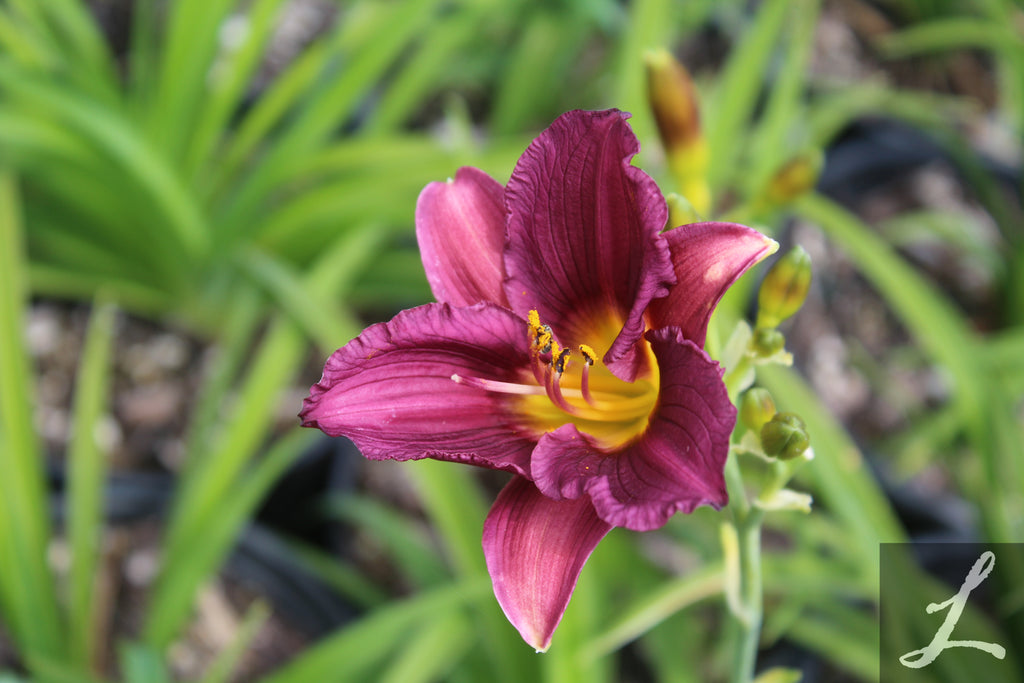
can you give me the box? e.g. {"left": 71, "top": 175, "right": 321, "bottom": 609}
{"left": 1, "top": 0, "right": 1022, "bottom": 681}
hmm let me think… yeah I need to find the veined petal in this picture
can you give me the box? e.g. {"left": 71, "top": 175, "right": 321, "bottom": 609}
{"left": 300, "top": 303, "right": 535, "bottom": 475}
{"left": 483, "top": 476, "right": 612, "bottom": 652}
{"left": 648, "top": 222, "right": 777, "bottom": 347}
{"left": 530, "top": 328, "right": 734, "bottom": 531}
{"left": 416, "top": 167, "right": 509, "bottom": 307}
{"left": 503, "top": 109, "right": 675, "bottom": 382}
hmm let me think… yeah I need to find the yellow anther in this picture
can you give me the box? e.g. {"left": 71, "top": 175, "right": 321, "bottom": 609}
{"left": 578, "top": 344, "right": 597, "bottom": 365}
{"left": 528, "top": 309, "right": 541, "bottom": 330}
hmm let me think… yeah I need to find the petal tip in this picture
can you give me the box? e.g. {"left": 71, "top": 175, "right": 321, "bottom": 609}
{"left": 483, "top": 478, "right": 611, "bottom": 655}
{"left": 416, "top": 168, "right": 508, "bottom": 307}
{"left": 650, "top": 222, "right": 779, "bottom": 344}
{"left": 519, "top": 621, "right": 554, "bottom": 653}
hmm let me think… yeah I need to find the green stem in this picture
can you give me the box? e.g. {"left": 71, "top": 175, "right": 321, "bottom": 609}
{"left": 729, "top": 508, "right": 765, "bottom": 683}
{"left": 722, "top": 344, "right": 765, "bottom": 683}
{"left": 723, "top": 353, "right": 753, "bottom": 404}
{"left": 724, "top": 453, "right": 750, "bottom": 520}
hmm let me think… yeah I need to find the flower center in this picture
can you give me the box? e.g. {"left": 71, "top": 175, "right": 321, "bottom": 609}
{"left": 451, "top": 310, "right": 659, "bottom": 450}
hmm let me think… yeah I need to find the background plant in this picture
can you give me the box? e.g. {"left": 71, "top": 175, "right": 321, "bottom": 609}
{"left": 0, "top": 0, "right": 1021, "bottom": 681}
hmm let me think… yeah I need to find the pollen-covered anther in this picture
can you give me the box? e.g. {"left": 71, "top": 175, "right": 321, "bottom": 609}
{"left": 578, "top": 345, "right": 597, "bottom": 365}
{"left": 535, "top": 326, "right": 553, "bottom": 353}
{"left": 527, "top": 309, "right": 555, "bottom": 356}
{"left": 553, "top": 348, "right": 571, "bottom": 375}
{"left": 526, "top": 310, "right": 554, "bottom": 384}
{"left": 528, "top": 309, "right": 541, "bottom": 330}
{"left": 523, "top": 310, "right": 581, "bottom": 415}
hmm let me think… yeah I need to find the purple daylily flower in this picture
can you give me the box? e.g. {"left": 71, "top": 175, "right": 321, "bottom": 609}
{"left": 300, "top": 109, "right": 776, "bottom": 651}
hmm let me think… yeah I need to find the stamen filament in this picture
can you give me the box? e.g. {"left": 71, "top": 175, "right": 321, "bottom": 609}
{"left": 529, "top": 353, "right": 547, "bottom": 385}
{"left": 516, "top": 309, "right": 658, "bottom": 435}
{"left": 453, "top": 372, "right": 653, "bottom": 421}
{"left": 579, "top": 344, "right": 597, "bottom": 407}
{"left": 579, "top": 363, "right": 594, "bottom": 406}
{"left": 544, "top": 363, "right": 580, "bottom": 416}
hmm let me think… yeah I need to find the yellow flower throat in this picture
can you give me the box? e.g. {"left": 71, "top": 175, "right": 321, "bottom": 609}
{"left": 452, "top": 310, "right": 659, "bottom": 450}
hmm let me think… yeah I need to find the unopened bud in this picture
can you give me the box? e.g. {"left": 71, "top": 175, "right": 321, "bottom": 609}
{"left": 740, "top": 388, "right": 777, "bottom": 432}
{"left": 646, "top": 49, "right": 711, "bottom": 216}
{"left": 750, "top": 328, "right": 785, "bottom": 357}
{"left": 760, "top": 413, "right": 810, "bottom": 460}
{"left": 646, "top": 49, "right": 702, "bottom": 154}
{"left": 764, "top": 151, "right": 822, "bottom": 206}
{"left": 757, "top": 246, "right": 811, "bottom": 329}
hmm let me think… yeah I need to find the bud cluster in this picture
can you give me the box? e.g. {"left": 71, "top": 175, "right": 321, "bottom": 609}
{"left": 739, "top": 389, "right": 811, "bottom": 462}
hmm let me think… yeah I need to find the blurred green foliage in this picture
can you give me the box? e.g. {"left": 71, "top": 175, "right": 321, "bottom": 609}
{"left": 0, "top": 0, "right": 1022, "bottom": 681}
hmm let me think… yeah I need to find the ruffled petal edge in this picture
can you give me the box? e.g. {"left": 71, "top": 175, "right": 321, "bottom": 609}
{"left": 300, "top": 302, "right": 537, "bottom": 476}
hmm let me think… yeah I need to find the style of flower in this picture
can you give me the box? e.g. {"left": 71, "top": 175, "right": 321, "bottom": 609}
{"left": 300, "top": 109, "right": 776, "bottom": 652}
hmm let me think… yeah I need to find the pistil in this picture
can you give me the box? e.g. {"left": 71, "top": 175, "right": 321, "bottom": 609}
{"left": 450, "top": 374, "right": 548, "bottom": 396}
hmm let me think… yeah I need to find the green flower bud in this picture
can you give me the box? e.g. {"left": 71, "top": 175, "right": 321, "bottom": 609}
{"left": 751, "top": 328, "right": 785, "bottom": 357}
{"left": 757, "top": 245, "right": 811, "bottom": 329}
{"left": 764, "top": 150, "right": 823, "bottom": 206}
{"left": 740, "top": 388, "right": 777, "bottom": 432}
{"left": 760, "top": 412, "right": 810, "bottom": 460}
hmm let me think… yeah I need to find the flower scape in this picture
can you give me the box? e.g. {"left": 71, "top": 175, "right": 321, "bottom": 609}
{"left": 300, "top": 109, "right": 777, "bottom": 652}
